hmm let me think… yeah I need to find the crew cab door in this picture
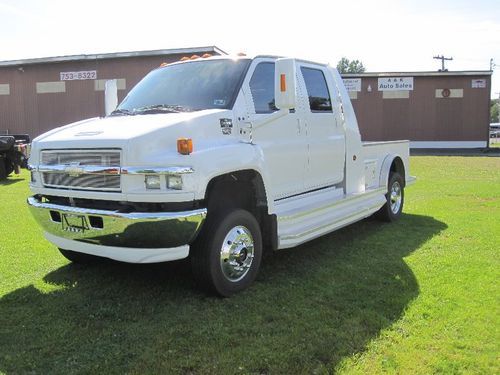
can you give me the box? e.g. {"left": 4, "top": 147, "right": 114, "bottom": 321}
{"left": 297, "top": 63, "right": 346, "bottom": 189}
{"left": 241, "top": 59, "right": 307, "bottom": 199}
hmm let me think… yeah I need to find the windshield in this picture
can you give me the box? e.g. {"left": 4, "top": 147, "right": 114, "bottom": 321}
{"left": 113, "top": 59, "right": 250, "bottom": 115}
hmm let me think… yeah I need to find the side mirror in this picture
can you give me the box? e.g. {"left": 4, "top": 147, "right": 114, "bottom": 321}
{"left": 275, "top": 58, "right": 297, "bottom": 110}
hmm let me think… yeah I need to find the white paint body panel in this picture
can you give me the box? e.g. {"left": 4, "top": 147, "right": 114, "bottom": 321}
{"left": 363, "top": 141, "right": 411, "bottom": 189}
{"left": 45, "top": 233, "right": 189, "bottom": 263}
{"left": 276, "top": 187, "right": 386, "bottom": 248}
{"left": 298, "top": 61, "right": 345, "bottom": 189}
{"left": 29, "top": 56, "right": 413, "bottom": 261}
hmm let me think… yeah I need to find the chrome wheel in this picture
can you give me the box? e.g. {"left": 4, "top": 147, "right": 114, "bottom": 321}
{"left": 390, "top": 181, "right": 402, "bottom": 214}
{"left": 220, "top": 225, "right": 255, "bottom": 282}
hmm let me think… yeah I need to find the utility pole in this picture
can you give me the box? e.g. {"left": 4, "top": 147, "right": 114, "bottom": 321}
{"left": 433, "top": 55, "right": 453, "bottom": 71}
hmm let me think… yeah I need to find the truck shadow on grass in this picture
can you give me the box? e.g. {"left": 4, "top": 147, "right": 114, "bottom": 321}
{"left": 0, "top": 176, "right": 25, "bottom": 186}
{"left": 0, "top": 213, "right": 446, "bottom": 374}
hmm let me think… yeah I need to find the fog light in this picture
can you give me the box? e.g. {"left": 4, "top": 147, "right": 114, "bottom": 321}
{"left": 167, "top": 175, "right": 182, "bottom": 190}
{"left": 145, "top": 175, "right": 161, "bottom": 190}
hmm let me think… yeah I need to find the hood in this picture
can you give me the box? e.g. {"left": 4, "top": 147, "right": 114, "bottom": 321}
{"left": 30, "top": 108, "right": 235, "bottom": 166}
{"left": 34, "top": 109, "right": 227, "bottom": 146}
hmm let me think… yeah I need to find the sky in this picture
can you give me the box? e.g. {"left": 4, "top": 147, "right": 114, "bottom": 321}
{"left": 0, "top": 0, "right": 499, "bottom": 98}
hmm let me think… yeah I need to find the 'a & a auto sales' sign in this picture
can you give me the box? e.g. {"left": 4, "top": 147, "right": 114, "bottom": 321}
{"left": 378, "top": 77, "right": 414, "bottom": 91}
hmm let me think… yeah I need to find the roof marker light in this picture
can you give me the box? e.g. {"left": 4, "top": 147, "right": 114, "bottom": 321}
{"left": 201, "top": 53, "right": 212, "bottom": 58}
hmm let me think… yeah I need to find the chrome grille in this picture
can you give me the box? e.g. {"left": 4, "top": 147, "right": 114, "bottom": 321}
{"left": 42, "top": 173, "right": 121, "bottom": 191}
{"left": 41, "top": 151, "right": 120, "bottom": 166}
{"left": 40, "top": 150, "right": 121, "bottom": 192}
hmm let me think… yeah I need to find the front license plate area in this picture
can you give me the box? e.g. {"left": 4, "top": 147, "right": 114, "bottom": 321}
{"left": 62, "top": 213, "right": 89, "bottom": 233}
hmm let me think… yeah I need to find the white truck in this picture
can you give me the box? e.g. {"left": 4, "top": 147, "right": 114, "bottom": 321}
{"left": 28, "top": 54, "right": 414, "bottom": 296}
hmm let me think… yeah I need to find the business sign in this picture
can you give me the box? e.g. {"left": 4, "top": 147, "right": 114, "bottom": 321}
{"left": 342, "top": 78, "right": 362, "bottom": 92}
{"left": 471, "top": 79, "right": 486, "bottom": 88}
{"left": 378, "top": 77, "right": 414, "bottom": 91}
{"left": 60, "top": 70, "right": 97, "bottom": 81}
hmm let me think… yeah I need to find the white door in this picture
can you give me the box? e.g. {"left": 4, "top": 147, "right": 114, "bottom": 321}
{"left": 298, "top": 64, "right": 345, "bottom": 190}
{"left": 243, "top": 60, "right": 308, "bottom": 199}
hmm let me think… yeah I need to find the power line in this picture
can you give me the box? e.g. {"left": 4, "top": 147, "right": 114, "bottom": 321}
{"left": 433, "top": 55, "right": 453, "bottom": 71}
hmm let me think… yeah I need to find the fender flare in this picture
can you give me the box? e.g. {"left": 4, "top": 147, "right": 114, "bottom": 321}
{"left": 193, "top": 144, "right": 275, "bottom": 213}
{"left": 379, "top": 154, "right": 405, "bottom": 191}
{"left": 202, "top": 167, "right": 273, "bottom": 209}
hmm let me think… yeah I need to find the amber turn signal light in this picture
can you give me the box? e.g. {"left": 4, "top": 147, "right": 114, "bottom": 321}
{"left": 280, "top": 74, "right": 286, "bottom": 92}
{"left": 177, "top": 138, "right": 193, "bottom": 155}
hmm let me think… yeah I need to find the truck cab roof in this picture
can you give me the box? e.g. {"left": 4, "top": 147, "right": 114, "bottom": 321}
{"left": 159, "top": 54, "right": 329, "bottom": 70}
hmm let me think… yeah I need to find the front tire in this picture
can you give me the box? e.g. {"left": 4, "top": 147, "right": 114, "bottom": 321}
{"left": 58, "top": 248, "right": 101, "bottom": 264}
{"left": 377, "top": 172, "right": 404, "bottom": 222}
{"left": 191, "top": 209, "right": 262, "bottom": 297}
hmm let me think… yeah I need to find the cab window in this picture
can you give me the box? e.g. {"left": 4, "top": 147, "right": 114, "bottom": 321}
{"left": 249, "top": 62, "right": 277, "bottom": 114}
{"left": 301, "top": 67, "right": 332, "bottom": 112}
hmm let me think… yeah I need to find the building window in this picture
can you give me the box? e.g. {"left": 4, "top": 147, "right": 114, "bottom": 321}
{"left": 301, "top": 67, "right": 332, "bottom": 112}
{"left": 249, "top": 62, "right": 277, "bottom": 114}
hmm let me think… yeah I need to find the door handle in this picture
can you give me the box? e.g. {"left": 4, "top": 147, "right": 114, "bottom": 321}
{"left": 239, "top": 121, "right": 253, "bottom": 143}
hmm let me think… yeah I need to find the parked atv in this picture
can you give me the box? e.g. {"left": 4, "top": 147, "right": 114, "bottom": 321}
{"left": 0, "top": 134, "right": 30, "bottom": 180}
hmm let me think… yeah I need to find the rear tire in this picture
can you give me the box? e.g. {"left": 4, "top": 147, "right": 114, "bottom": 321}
{"left": 377, "top": 172, "right": 404, "bottom": 222}
{"left": 58, "top": 248, "right": 100, "bottom": 264}
{"left": 191, "top": 209, "right": 262, "bottom": 297}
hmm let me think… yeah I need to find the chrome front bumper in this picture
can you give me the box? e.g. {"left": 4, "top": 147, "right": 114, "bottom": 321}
{"left": 27, "top": 196, "right": 207, "bottom": 249}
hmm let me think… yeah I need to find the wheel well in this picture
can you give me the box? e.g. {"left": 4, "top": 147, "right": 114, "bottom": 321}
{"left": 390, "top": 157, "right": 405, "bottom": 185}
{"left": 204, "top": 170, "right": 277, "bottom": 252}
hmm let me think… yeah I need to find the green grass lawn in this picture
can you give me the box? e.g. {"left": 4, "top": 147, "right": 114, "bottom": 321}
{"left": 0, "top": 157, "right": 499, "bottom": 374}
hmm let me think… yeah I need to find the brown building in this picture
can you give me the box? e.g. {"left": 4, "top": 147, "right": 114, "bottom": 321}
{"left": 0, "top": 48, "right": 492, "bottom": 148}
{"left": 342, "top": 71, "right": 492, "bottom": 148}
{"left": 0, "top": 46, "right": 224, "bottom": 138}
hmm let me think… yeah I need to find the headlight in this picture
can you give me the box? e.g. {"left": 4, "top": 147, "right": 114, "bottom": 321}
{"left": 145, "top": 175, "right": 161, "bottom": 190}
{"left": 167, "top": 175, "right": 182, "bottom": 190}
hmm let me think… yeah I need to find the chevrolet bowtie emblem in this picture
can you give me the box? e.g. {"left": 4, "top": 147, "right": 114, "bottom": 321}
{"left": 65, "top": 162, "right": 84, "bottom": 177}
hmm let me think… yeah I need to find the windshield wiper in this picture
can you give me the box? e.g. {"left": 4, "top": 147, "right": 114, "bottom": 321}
{"left": 133, "top": 104, "right": 193, "bottom": 114}
{"left": 109, "top": 108, "right": 135, "bottom": 117}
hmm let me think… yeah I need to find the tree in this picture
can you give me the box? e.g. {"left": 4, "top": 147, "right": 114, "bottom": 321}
{"left": 491, "top": 99, "right": 499, "bottom": 123}
{"left": 337, "top": 57, "right": 366, "bottom": 74}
